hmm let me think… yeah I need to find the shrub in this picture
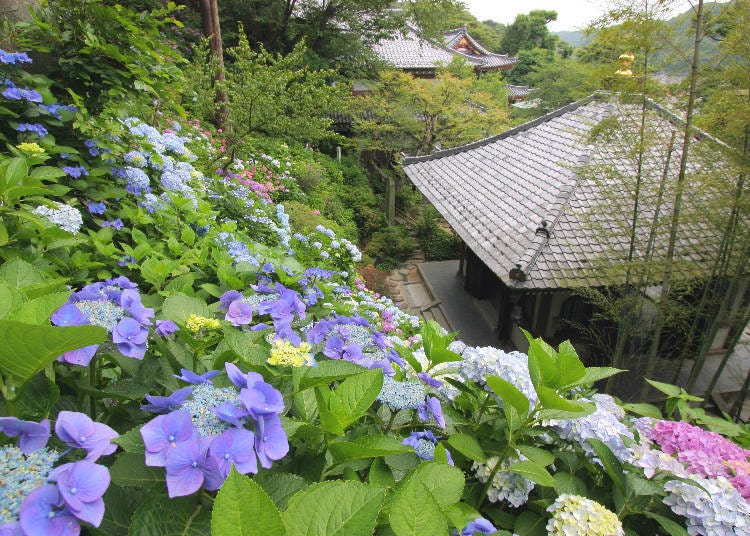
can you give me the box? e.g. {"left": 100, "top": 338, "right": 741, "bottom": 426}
{"left": 365, "top": 225, "right": 417, "bottom": 270}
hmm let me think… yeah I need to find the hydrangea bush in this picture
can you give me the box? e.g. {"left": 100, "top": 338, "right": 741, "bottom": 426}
{"left": 1, "top": 46, "right": 749, "bottom": 536}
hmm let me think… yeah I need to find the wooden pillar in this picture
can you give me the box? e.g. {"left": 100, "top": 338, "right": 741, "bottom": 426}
{"left": 385, "top": 175, "right": 396, "bottom": 226}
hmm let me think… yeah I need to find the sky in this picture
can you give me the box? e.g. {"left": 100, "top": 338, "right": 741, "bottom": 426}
{"left": 460, "top": 0, "right": 719, "bottom": 32}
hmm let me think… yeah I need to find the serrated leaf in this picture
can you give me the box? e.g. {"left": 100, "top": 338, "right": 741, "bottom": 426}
{"left": 295, "top": 360, "right": 368, "bottom": 390}
{"left": 644, "top": 378, "right": 681, "bottom": 397}
{"left": 395, "top": 343, "right": 421, "bottom": 373}
{"left": 536, "top": 386, "right": 595, "bottom": 415}
{"left": 128, "top": 494, "right": 210, "bottom": 535}
{"left": 161, "top": 294, "right": 212, "bottom": 324}
{"left": 486, "top": 375, "right": 530, "bottom": 416}
{"left": 552, "top": 472, "right": 588, "bottom": 495}
{"left": 113, "top": 426, "right": 145, "bottom": 453}
{"left": 7, "top": 292, "right": 69, "bottom": 324}
{"left": 446, "top": 433, "right": 486, "bottom": 462}
{"left": 573, "top": 367, "right": 624, "bottom": 387}
{"left": 212, "top": 468, "right": 285, "bottom": 536}
{"left": 315, "top": 386, "right": 345, "bottom": 435}
{"left": 526, "top": 338, "right": 560, "bottom": 389}
{"left": 0, "top": 321, "right": 106, "bottom": 385}
{"left": 445, "top": 503, "right": 482, "bottom": 532}
{"left": 283, "top": 480, "right": 385, "bottom": 536}
{"left": 369, "top": 457, "right": 395, "bottom": 487}
{"left": 516, "top": 445, "right": 554, "bottom": 467}
{"left": 329, "top": 435, "right": 412, "bottom": 462}
{"left": 0, "top": 258, "right": 43, "bottom": 289}
{"left": 622, "top": 402, "right": 662, "bottom": 419}
{"left": 514, "top": 511, "right": 547, "bottom": 536}
{"left": 254, "top": 472, "right": 310, "bottom": 510}
{"left": 330, "top": 369, "right": 383, "bottom": 428}
{"left": 0, "top": 282, "right": 22, "bottom": 318}
{"left": 507, "top": 460, "right": 555, "bottom": 487}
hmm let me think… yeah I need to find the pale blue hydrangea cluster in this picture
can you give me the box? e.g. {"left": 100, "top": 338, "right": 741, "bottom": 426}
{"left": 215, "top": 232, "right": 261, "bottom": 266}
{"left": 663, "top": 475, "right": 750, "bottom": 536}
{"left": 377, "top": 376, "right": 426, "bottom": 410}
{"left": 75, "top": 299, "right": 126, "bottom": 331}
{"left": 412, "top": 437, "right": 436, "bottom": 459}
{"left": 472, "top": 453, "right": 535, "bottom": 507}
{"left": 547, "top": 393, "right": 634, "bottom": 464}
{"left": 122, "top": 166, "right": 150, "bottom": 194}
{"left": 181, "top": 384, "right": 244, "bottom": 436}
{"left": 0, "top": 446, "right": 59, "bottom": 526}
{"left": 407, "top": 348, "right": 461, "bottom": 401}
{"left": 459, "top": 347, "right": 537, "bottom": 408}
{"left": 140, "top": 193, "right": 165, "bottom": 213}
{"left": 31, "top": 202, "right": 83, "bottom": 234}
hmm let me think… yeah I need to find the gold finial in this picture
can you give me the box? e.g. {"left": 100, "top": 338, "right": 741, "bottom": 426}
{"left": 616, "top": 52, "right": 635, "bottom": 76}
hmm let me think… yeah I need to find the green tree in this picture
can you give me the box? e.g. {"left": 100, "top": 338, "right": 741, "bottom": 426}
{"left": 499, "top": 10, "right": 558, "bottom": 56}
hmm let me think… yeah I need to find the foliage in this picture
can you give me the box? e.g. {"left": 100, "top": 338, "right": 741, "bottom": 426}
{"left": 499, "top": 10, "right": 560, "bottom": 56}
{"left": 354, "top": 68, "right": 511, "bottom": 156}
{"left": 364, "top": 225, "right": 418, "bottom": 270}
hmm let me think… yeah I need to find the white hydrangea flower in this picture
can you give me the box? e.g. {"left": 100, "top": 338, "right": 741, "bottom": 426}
{"left": 32, "top": 202, "right": 83, "bottom": 234}
{"left": 473, "top": 454, "right": 535, "bottom": 507}
{"left": 546, "top": 494, "right": 624, "bottom": 536}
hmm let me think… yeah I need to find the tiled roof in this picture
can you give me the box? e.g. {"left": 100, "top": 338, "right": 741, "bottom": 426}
{"left": 373, "top": 26, "right": 516, "bottom": 73}
{"left": 402, "top": 94, "right": 732, "bottom": 290}
{"left": 506, "top": 85, "right": 531, "bottom": 98}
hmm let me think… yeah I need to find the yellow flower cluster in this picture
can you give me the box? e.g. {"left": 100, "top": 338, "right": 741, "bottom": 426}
{"left": 546, "top": 494, "right": 624, "bottom": 536}
{"left": 267, "top": 340, "right": 314, "bottom": 367}
{"left": 16, "top": 142, "right": 45, "bottom": 155}
{"left": 185, "top": 314, "right": 221, "bottom": 333}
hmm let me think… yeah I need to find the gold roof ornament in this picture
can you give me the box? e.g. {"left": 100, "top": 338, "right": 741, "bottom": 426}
{"left": 616, "top": 52, "right": 635, "bottom": 76}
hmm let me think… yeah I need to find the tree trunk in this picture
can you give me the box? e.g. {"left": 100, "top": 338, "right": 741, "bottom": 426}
{"left": 199, "top": 0, "right": 228, "bottom": 130}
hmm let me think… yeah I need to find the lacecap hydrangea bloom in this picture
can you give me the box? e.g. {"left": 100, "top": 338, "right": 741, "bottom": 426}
{"left": 546, "top": 494, "right": 624, "bottom": 536}
{"left": 0, "top": 412, "right": 117, "bottom": 535}
{"left": 459, "top": 346, "right": 537, "bottom": 408}
{"left": 140, "top": 363, "right": 289, "bottom": 498}
{"left": 50, "top": 277, "right": 154, "bottom": 364}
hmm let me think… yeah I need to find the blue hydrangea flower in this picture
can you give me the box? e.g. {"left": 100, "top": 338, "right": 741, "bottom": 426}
{"left": 16, "top": 123, "right": 48, "bottom": 137}
{"left": 0, "top": 49, "right": 32, "bottom": 64}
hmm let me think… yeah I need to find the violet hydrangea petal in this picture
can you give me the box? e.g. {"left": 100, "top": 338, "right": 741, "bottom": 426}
{"left": 19, "top": 485, "right": 81, "bottom": 536}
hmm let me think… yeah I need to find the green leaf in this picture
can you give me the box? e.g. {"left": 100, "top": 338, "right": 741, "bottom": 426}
{"left": 588, "top": 438, "right": 625, "bottom": 493}
{"left": 295, "top": 360, "right": 368, "bottom": 390}
{"left": 644, "top": 378, "right": 681, "bottom": 397}
{"left": 212, "top": 467, "right": 285, "bottom": 536}
{"left": 513, "top": 511, "right": 547, "bottom": 536}
{"left": 526, "top": 337, "right": 560, "bottom": 389}
{"left": 314, "top": 386, "right": 345, "bottom": 436}
{"left": 97, "top": 484, "right": 145, "bottom": 536}
{"left": 161, "top": 294, "right": 212, "bottom": 324}
{"left": 507, "top": 460, "right": 555, "bottom": 487}
{"left": 15, "top": 373, "right": 59, "bottom": 419}
{"left": 395, "top": 343, "right": 421, "bottom": 373}
{"left": 0, "top": 282, "right": 23, "bottom": 319}
{"left": 113, "top": 426, "right": 145, "bottom": 453}
{"left": 642, "top": 512, "right": 689, "bottom": 536}
{"left": 556, "top": 340, "right": 586, "bottom": 387}
{"left": 622, "top": 402, "right": 662, "bottom": 419}
{"left": 369, "top": 458, "right": 395, "bottom": 487}
{"left": 0, "top": 321, "right": 106, "bottom": 385}
{"left": 573, "top": 367, "right": 624, "bottom": 387}
{"left": 283, "top": 481, "right": 385, "bottom": 536}
{"left": 30, "top": 165, "right": 66, "bottom": 179}
{"left": 516, "top": 445, "right": 554, "bottom": 467}
{"left": 254, "top": 472, "right": 310, "bottom": 510}
{"left": 224, "top": 329, "right": 268, "bottom": 366}
{"left": 110, "top": 453, "right": 165, "bottom": 489}
{"left": 330, "top": 369, "right": 383, "bottom": 428}
{"left": 552, "top": 473, "right": 588, "bottom": 495}
{"left": 0, "top": 222, "right": 8, "bottom": 247}
{"left": 445, "top": 503, "right": 482, "bottom": 532}
{"left": 329, "top": 436, "right": 412, "bottom": 462}
{"left": 0, "top": 259, "right": 43, "bottom": 289}
{"left": 446, "top": 433, "right": 486, "bottom": 462}
{"left": 486, "top": 375, "right": 530, "bottom": 416}
{"left": 389, "top": 462, "right": 464, "bottom": 536}
{"left": 429, "top": 347, "right": 462, "bottom": 365}
{"left": 536, "top": 386, "right": 595, "bottom": 415}
{"left": 128, "top": 494, "right": 211, "bottom": 536}
{"left": 7, "top": 292, "right": 69, "bottom": 324}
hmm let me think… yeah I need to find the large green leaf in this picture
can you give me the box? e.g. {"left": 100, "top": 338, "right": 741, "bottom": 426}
{"left": 96, "top": 484, "right": 145, "bottom": 536}
{"left": 128, "top": 494, "right": 211, "bottom": 536}
{"left": 0, "top": 321, "right": 106, "bottom": 384}
{"left": 507, "top": 460, "right": 555, "bottom": 487}
{"left": 329, "top": 435, "right": 412, "bottom": 462}
{"left": 283, "top": 480, "right": 385, "bottom": 536}
{"left": 536, "top": 386, "right": 594, "bottom": 415}
{"left": 516, "top": 445, "right": 554, "bottom": 467}
{"left": 0, "top": 258, "right": 44, "bottom": 289}
{"left": 161, "top": 294, "right": 212, "bottom": 324}
{"left": 556, "top": 340, "right": 586, "bottom": 387}
{"left": 212, "top": 468, "right": 285, "bottom": 536}
{"left": 224, "top": 329, "right": 268, "bottom": 366}
{"left": 573, "top": 367, "right": 624, "bottom": 387}
{"left": 588, "top": 438, "right": 625, "bottom": 493}
{"left": 7, "top": 292, "right": 70, "bottom": 325}
{"left": 642, "top": 512, "right": 689, "bottom": 536}
{"left": 110, "top": 453, "right": 165, "bottom": 489}
{"left": 295, "top": 360, "right": 367, "bottom": 390}
{"left": 526, "top": 336, "right": 560, "bottom": 389}
{"left": 330, "top": 369, "right": 383, "bottom": 428}
{"left": 0, "top": 282, "right": 22, "bottom": 319}
{"left": 486, "top": 375, "right": 530, "bottom": 416}
{"left": 254, "top": 472, "right": 310, "bottom": 510}
{"left": 446, "top": 433, "right": 486, "bottom": 463}
{"left": 513, "top": 511, "right": 547, "bottom": 536}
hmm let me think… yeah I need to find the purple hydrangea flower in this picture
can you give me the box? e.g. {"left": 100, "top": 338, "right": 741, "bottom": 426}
{"left": 155, "top": 320, "right": 179, "bottom": 337}
{"left": 50, "top": 302, "right": 88, "bottom": 327}
{"left": 111, "top": 317, "right": 149, "bottom": 359}
{"left": 118, "top": 289, "right": 153, "bottom": 325}
{"left": 18, "top": 485, "right": 80, "bottom": 536}
{"left": 418, "top": 372, "right": 443, "bottom": 388}
{"left": 212, "top": 401, "right": 249, "bottom": 427}
{"left": 141, "top": 410, "right": 197, "bottom": 467}
{"left": 54, "top": 411, "right": 118, "bottom": 461}
{"left": 0, "top": 50, "right": 32, "bottom": 64}
{"left": 141, "top": 386, "right": 193, "bottom": 413}
{"left": 101, "top": 219, "right": 124, "bottom": 231}
{"left": 86, "top": 202, "right": 106, "bottom": 215}
{"left": 118, "top": 255, "right": 136, "bottom": 267}
{"left": 165, "top": 437, "right": 221, "bottom": 497}
{"left": 207, "top": 428, "right": 258, "bottom": 478}
{"left": 50, "top": 461, "right": 109, "bottom": 527}
{"left": 417, "top": 396, "right": 446, "bottom": 429}
{"left": 57, "top": 345, "right": 99, "bottom": 367}
{"left": 219, "top": 290, "right": 242, "bottom": 310}
{"left": 225, "top": 300, "right": 253, "bottom": 326}
{"left": 62, "top": 166, "right": 88, "bottom": 179}
{"left": 0, "top": 417, "right": 50, "bottom": 454}
{"left": 461, "top": 517, "right": 497, "bottom": 535}
{"left": 174, "top": 368, "right": 220, "bottom": 385}
{"left": 254, "top": 414, "right": 289, "bottom": 469}
{"left": 39, "top": 103, "right": 76, "bottom": 119}
{"left": 16, "top": 123, "right": 48, "bottom": 137}
{"left": 239, "top": 381, "right": 284, "bottom": 419}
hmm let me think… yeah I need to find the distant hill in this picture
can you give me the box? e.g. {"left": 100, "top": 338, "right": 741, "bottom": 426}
{"left": 554, "top": 2, "right": 726, "bottom": 76}
{"left": 554, "top": 31, "right": 589, "bottom": 48}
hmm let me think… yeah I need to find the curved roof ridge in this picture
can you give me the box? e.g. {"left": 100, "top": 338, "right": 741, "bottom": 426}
{"left": 402, "top": 94, "right": 599, "bottom": 163}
